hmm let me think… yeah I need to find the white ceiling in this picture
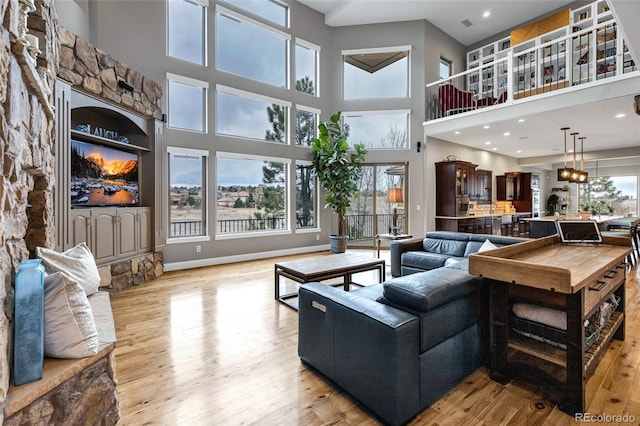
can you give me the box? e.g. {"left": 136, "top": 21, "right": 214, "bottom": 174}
{"left": 298, "top": 0, "right": 575, "bottom": 46}
{"left": 298, "top": 0, "right": 640, "bottom": 165}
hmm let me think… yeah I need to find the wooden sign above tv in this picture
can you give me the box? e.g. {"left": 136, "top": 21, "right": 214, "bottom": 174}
{"left": 73, "top": 124, "right": 129, "bottom": 144}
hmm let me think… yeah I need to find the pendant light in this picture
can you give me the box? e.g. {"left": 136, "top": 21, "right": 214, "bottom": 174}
{"left": 568, "top": 132, "right": 580, "bottom": 182}
{"left": 557, "top": 127, "right": 572, "bottom": 181}
{"left": 577, "top": 137, "right": 588, "bottom": 183}
{"left": 591, "top": 160, "right": 604, "bottom": 192}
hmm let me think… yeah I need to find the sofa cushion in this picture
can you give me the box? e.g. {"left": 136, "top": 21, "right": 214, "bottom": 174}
{"left": 401, "top": 251, "right": 449, "bottom": 271}
{"left": 422, "top": 236, "right": 468, "bottom": 257}
{"left": 383, "top": 268, "right": 480, "bottom": 313}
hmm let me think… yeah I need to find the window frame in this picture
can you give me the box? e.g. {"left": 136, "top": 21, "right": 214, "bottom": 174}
{"left": 166, "top": 72, "right": 209, "bottom": 133}
{"left": 215, "top": 84, "right": 292, "bottom": 144}
{"left": 342, "top": 109, "right": 411, "bottom": 150}
{"left": 215, "top": 4, "right": 291, "bottom": 89}
{"left": 215, "top": 152, "right": 292, "bottom": 240}
{"left": 222, "top": 0, "right": 289, "bottom": 28}
{"left": 439, "top": 56, "right": 452, "bottom": 80}
{"left": 342, "top": 45, "right": 412, "bottom": 100}
{"left": 294, "top": 160, "right": 320, "bottom": 232}
{"left": 294, "top": 105, "right": 320, "bottom": 147}
{"left": 166, "top": 0, "right": 209, "bottom": 66}
{"left": 295, "top": 38, "right": 321, "bottom": 97}
{"left": 167, "top": 146, "right": 210, "bottom": 244}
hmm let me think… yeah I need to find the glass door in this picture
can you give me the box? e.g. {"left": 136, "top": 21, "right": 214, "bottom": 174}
{"left": 346, "top": 163, "right": 408, "bottom": 248}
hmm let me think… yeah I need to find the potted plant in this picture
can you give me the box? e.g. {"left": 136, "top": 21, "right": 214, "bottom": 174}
{"left": 579, "top": 200, "right": 592, "bottom": 219}
{"left": 546, "top": 193, "right": 560, "bottom": 216}
{"left": 311, "top": 111, "right": 367, "bottom": 253}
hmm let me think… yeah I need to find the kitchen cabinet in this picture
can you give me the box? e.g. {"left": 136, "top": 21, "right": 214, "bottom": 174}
{"left": 471, "top": 169, "right": 492, "bottom": 203}
{"left": 435, "top": 160, "right": 478, "bottom": 217}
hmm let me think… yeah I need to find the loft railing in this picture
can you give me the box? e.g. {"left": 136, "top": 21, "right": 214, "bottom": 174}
{"left": 426, "top": 21, "right": 637, "bottom": 121}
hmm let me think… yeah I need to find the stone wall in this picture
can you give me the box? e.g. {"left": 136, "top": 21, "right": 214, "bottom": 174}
{"left": 98, "top": 252, "right": 164, "bottom": 293}
{"left": 1, "top": 0, "right": 58, "bottom": 421}
{"left": 57, "top": 26, "right": 162, "bottom": 120}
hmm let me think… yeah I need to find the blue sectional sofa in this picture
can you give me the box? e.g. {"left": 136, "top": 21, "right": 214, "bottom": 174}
{"left": 390, "top": 231, "right": 528, "bottom": 277}
{"left": 298, "top": 232, "right": 527, "bottom": 425}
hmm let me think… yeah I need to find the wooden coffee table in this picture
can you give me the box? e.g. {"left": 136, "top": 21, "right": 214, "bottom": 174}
{"left": 274, "top": 253, "right": 385, "bottom": 310}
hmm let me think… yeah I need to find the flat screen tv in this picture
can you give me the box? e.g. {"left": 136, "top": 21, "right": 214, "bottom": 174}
{"left": 70, "top": 139, "right": 139, "bottom": 207}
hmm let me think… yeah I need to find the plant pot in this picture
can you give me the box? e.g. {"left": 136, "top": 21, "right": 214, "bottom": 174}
{"left": 329, "top": 235, "right": 348, "bottom": 253}
{"left": 580, "top": 211, "right": 591, "bottom": 220}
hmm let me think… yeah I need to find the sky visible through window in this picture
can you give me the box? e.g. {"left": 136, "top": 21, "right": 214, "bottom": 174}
{"left": 344, "top": 113, "right": 409, "bottom": 149}
{"left": 225, "top": 0, "right": 287, "bottom": 26}
{"left": 167, "top": 0, "right": 204, "bottom": 64}
{"left": 344, "top": 56, "right": 408, "bottom": 99}
{"left": 216, "top": 12, "right": 287, "bottom": 88}
{"left": 168, "top": 80, "right": 206, "bottom": 132}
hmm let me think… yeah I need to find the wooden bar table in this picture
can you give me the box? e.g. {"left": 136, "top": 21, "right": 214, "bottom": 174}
{"left": 469, "top": 235, "right": 630, "bottom": 415}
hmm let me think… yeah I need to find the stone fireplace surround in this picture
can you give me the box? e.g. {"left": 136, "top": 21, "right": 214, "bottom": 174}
{"left": 1, "top": 0, "right": 164, "bottom": 422}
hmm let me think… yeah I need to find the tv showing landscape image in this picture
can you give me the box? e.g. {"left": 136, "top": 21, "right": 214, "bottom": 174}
{"left": 70, "top": 139, "right": 139, "bottom": 207}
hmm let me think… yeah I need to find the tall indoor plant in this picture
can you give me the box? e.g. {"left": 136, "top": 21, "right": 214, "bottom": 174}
{"left": 311, "top": 111, "right": 367, "bottom": 253}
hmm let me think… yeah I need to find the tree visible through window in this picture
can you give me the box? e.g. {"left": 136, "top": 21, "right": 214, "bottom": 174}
{"left": 582, "top": 175, "right": 638, "bottom": 216}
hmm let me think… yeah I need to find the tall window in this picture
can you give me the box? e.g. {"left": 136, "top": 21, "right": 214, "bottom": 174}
{"left": 168, "top": 147, "right": 208, "bottom": 239}
{"left": 224, "top": 0, "right": 288, "bottom": 27}
{"left": 439, "top": 57, "right": 452, "bottom": 79}
{"left": 295, "top": 39, "right": 319, "bottom": 96}
{"left": 343, "top": 111, "right": 409, "bottom": 149}
{"left": 216, "top": 6, "right": 289, "bottom": 88}
{"left": 295, "top": 163, "right": 317, "bottom": 229}
{"left": 216, "top": 154, "right": 289, "bottom": 235}
{"left": 295, "top": 106, "right": 318, "bottom": 146}
{"left": 167, "top": 0, "right": 207, "bottom": 65}
{"left": 167, "top": 73, "right": 208, "bottom": 132}
{"left": 216, "top": 85, "right": 290, "bottom": 143}
{"left": 343, "top": 46, "right": 410, "bottom": 99}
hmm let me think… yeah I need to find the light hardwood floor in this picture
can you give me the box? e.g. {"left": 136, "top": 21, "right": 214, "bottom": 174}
{"left": 111, "top": 250, "right": 640, "bottom": 425}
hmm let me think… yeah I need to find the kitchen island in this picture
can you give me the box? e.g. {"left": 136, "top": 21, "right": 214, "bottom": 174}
{"left": 436, "top": 212, "right": 532, "bottom": 237}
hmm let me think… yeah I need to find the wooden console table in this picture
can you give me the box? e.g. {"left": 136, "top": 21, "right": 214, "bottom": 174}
{"left": 469, "top": 235, "right": 631, "bottom": 415}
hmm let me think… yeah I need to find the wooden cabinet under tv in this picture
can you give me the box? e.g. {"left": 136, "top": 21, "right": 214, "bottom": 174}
{"left": 69, "top": 207, "right": 151, "bottom": 264}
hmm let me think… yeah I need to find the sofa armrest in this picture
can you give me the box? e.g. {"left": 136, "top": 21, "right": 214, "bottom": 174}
{"left": 299, "top": 283, "right": 420, "bottom": 425}
{"left": 390, "top": 237, "right": 424, "bottom": 277}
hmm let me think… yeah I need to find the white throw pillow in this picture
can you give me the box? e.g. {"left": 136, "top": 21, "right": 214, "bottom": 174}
{"left": 44, "top": 272, "right": 99, "bottom": 358}
{"left": 37, "top": 243, "right": 100, "bottom": 296}
{"left": 478, "top": 239, "right": 497, "bottom": 252}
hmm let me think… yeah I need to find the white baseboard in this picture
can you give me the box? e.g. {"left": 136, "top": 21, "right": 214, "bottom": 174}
{"left": 163, "top": 244, "right": 331, "bottom": 272}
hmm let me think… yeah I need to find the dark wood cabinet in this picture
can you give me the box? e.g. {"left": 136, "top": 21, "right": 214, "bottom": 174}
{"left": 496, "top": 172, "right": 538, "bottom": 214}
{"left": 471, "top": 169, "right": 492, "bottom": 203}
{"left": 435, "top": 160, "right": 478, "bottom": 217}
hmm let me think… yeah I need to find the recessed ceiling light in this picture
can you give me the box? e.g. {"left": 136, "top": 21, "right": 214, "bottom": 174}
{"left": 483, "top": 10, "right": 490, "bottom": 18}
{"left": 503, "top": 132, "right": 510, "bottom": 136}
{"left": 518, "top": 119, "right": 525, "bottom": 123}
{"left": 492, "top": 147, "right": 497, "bottom": 151}
{"left": 516, "top": 150, "right": 522, "bottom": 153}
{"left": 483, "top": 125, "right": 490, "bottom": 129}
{"left": 568, "top": 149, "right": 574, "bottom": 153}
{"left": 485, "top": 141, "right": 491, "bottom": 145}
{"left": 615, "top": 113, "right": 626, "bottom": 118}
{"left": 454, "top": 131, "right": 460, "bottom": 135}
